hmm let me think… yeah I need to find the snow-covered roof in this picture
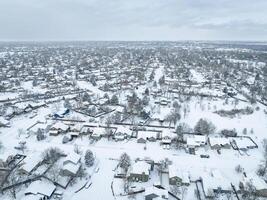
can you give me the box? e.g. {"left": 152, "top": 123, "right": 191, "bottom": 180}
{"left": 244, "top": 172, "right": 267, "bottom": 190}
{"left": 247, "top": 76, "right": 255, "bottom": 85}
{"left": 114, "top": 134, "right": 125, "bottom": 140}
{"left": 93, "top": 127, "right": 106, "bottom": 136}
{"left": 201, "top": 169, "right": 231, "bottom": 196}
{"left": 145, "top": 186, "right": 168, "bottom": 199}
{"left": 64, "top": 152, "right": 81, "bottom": 165}
{"left": 21, "top": 153, "right": 42, "bottom": 173}
{"left": 130, "top": 161, "right": 150, "bottom": 175}
{"left": 232, "top": 137, "right": 255, "bottom": 149}
{"left": 68, "top": 131, "right": 79, "bottom": 136}
{"left": 25, "top": 179, "right": 56, "bottom": 197}
{"left": 49, "top": 130, "right": 59, "bottom": 135}
{"left": 116, "top": 126, "right": 132, "bottom": 135}
{"left": 71, "top": 123, "right": 83, "bottom": 131}
{"left": 82, "top": 122, "right": 99, "bottom": 127}
{"left": 187, "top": 135, "right": 206, "bottom": 146}
{"left": 161, "top": 130, "right": 176, "bottom": 139}
{"left": 62, "top": 162, "right": 81, "bottom": 175}
{"left": 0, "top": 117, "right": 9, "bottom": 125}
{"left": 169, "top": 166, "right": 190, "bottom": 184}
{"left": 29, "top": 123, "right": 47, "bottom": 132}
{"left": 209, "top": 137, "right": 230, "bottom": 146}
{"left": 137, "top": 131, "right": 158, "bottom": 140}
{"left": 51, "top": 122, "right": 69, "bottom": 131}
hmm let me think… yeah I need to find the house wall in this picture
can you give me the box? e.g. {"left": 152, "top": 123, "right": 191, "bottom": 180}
{"left": 145, "top": 194, "right": 158, "bottom": 200}
{"left": 128, "top": 173, "right": 149, "bottom": 182}
{"left": 61, "top": 169, "right": 76, "bottom": 177}
{"left": 257, "top": 189, "right": 267, "bottom": 197}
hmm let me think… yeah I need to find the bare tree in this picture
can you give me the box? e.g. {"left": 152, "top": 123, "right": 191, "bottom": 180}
{"left": 42, "top": 147, "right": 63, "bottom": 164}
{"left": 235, "top": 164, "right": 243, "bottom": 173}
{"left": 7, "top": 171, "right": 22, "bottom": 199}
{"left": 242, "top": 181, "right": 258, "bottom": 200}
{"left": 49, "top": 164, "right": 60, "bottom": 182}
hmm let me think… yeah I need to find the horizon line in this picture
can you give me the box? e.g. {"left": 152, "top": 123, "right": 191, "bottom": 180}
{"left": 0, "top": 39, "right": 267, "bottom": 43}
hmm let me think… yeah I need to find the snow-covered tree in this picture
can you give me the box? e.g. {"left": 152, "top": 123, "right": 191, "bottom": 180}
{"left": 84, "top": 149, "right": 95, "bottom": 167}
{"left": 18, "top": 141, "right": 27, "bottom": 153}
{"left": 82, "top": 92, "right": 91, "bottom": 102}
{"left": 194, "top": 118, "right": 216, "bottom": 135}
{"left": 149, "top": 70, "right": 155, "bottom": 82}
{"left": 64, "top": 99, "right": 71, "bottom": 109}
{"left": 110, "top": 94, "right": 119, "bottom": 105}
{"left": 119, "top": 152, "right": 131, "bottom": 171}
{"left": 36, "top": 128, "right": 45, "bottom": 141}
{"left": 0, "top": 141, "right": 3, "bottom": 151}
{"left": 159, "top": 75, "right": 165, "bottom": 86}
{"left": 90, "top": 75, "right": 97, "bottom": 86}
{"left": 145, "top": 88, "right": 149, "bottom": 95}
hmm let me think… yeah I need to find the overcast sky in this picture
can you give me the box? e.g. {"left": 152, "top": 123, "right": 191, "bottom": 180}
{"left": 0, "top": 0, "right": 267, "bottom": 41}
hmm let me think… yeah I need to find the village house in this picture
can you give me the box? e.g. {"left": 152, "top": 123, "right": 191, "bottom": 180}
{"left": 169, "top": 166, "right": 190, "bottom": 186}
{"left": 49, "top": 122, "right": 70, "bottom": 136}
{"left": 20, "top": 153, "right": 42, "bottom": 175}
{"left": 159, "top": 98, "right": 170, "bottom": 106}
{"left": 80, "top": 126, "right": 93, "bottom": 135}
{"left": 144, "top": 186, "right": 168, "bottom": 200}
{"left": 240, "top": 172, "right": 267, "bottom": 197}
{"left": 128, "top": 161, "right": 151, "bottom": 182}
{"left": 209, "top": 137, "right": 231, "bottom": 150}
{"left": 70, "top": 123, "right": 83, "bottom": 133}
{"left": 24, "top": 179, "right": 56, "bottom": 199}
{"left": 137, "top": 131, "right": 158, "bottom": 143}
{"left": 67, "top": 131, "right": 80, "bottom": 140}
{"left": 61, "top": 152, "right": 81, "bottom": 177}
{"left": 91, "top": 127, "right": 107, "bottom": 140}
{"left": 201, "top": 169, "right": 232, "bottom": 198}
{"left": 113, "top": 132, "right": 125, "bottom": 141}
{"left": 114, "top": 126, "right": 132, "bottom": 141}
{"left": 186, "top": 135, "right": 207, "bottom": 148}
{"left": 231, "top": 137, "right": 257, "bottom": 151}
{"left": 161, "top": 130, "right": 176, "bottom": 145}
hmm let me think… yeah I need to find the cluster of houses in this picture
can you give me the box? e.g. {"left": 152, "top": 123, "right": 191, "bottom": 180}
{"left": 28, "top": 117, "right": 258, "bottom": 156}
{"left": 18, "top": 150, "right": 82, "bottom": 179}
{"left": 118, "top": 158, "right": 267, "bottom": 199}
{"left": 0, "top": 150, "right": 83, "bottom": 199}
{"left": 184, "top": 134, "right": 257, "bottom": 153}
